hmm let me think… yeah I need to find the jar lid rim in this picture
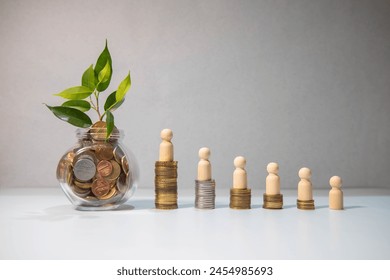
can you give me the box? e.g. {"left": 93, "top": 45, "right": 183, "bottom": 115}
{"left": 75, "top": 128, "right": 124, "bottom": 139}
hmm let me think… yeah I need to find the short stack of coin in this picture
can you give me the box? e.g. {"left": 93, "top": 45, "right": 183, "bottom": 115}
{"left": 229, "top": 188, "right": 251, "bottom": 209}
{"left": 297, "top": 199, "right": 315, "bottom": 210}
{"left": 155, "top": 161, "right": 178, "bottom": 209}
{"left": 195, "top": 180, "right": 216, "bottom": 209}
{"left": 263, "top": 193, "right": 283, "bottom": 209}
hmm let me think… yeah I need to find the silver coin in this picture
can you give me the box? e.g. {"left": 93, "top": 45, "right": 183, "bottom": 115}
{"left": 116, "top": 173, "right": 129, "bottom": 194}
{"left": 113, "top": 146, "right": 125, "bottom": 163}
{"left": 196, "top": 197, "right": 215, "bottom": 201}
{"left": 196, "top": 193, "right": 215, "bottom": 196}
{"left": 73, "top": 158, "right": 96, "bottom": 182}
{"left": 196, "top": 191, "right": 215, "bottom": 195}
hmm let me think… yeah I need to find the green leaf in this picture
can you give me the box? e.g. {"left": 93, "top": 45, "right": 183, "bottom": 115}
{"left": 115, "top": 72, "right": 131, "bottom": 102}
{"left": 104, "top": 91, "right": 125, "bottom": 111}
{"left": 98, "top": 60, "right": 111, "bottom": 84}
{"left": 54, "top": 86, "right": 93, "bottom": 100}
{"left": 94, "top": 40, "right": 112, "bottom": 92}
{"left": 82, "top": 64, "right": 97, "bottom": 90}
{"left": 46, "top": 105, "right": 92, "bottom": 128}
{"left": 62, "top": 100, "right": 91, "bottom": 112}
{"left": 106, "top": 110, "right": 114, "bottom": 138}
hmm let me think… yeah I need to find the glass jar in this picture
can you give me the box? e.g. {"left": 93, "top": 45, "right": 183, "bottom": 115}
{"left": 56, "top": 127, "right": 138, "bottom": 210}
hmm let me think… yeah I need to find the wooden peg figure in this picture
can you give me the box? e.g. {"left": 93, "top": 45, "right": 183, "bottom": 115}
{"left": 197, "top": 147, "right": 211, "bottom": 181}
{"left": 159, "top": 128, "right": 174, "bottom": 161}
{"left": 266, "top": 162, "right": 280, "bottom": 195}
{"left": 298, "top": 167, "right": 313, "bottom": 201}
{"left": 233, "top": 156, "right": 247, "bottom": 189}
{"left": 329, "top": 176, "right": 343, "bottom": 210}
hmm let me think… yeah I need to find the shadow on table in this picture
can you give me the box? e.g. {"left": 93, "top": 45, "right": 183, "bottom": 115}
{"left": 315, "top": 205, "right": 328, "bottom": 209}
{"left": 16, "top": 203, "right": 138, "bottom": 222}
{"left": 315, "top": 205, "right": 365, "bottom": 210}
{"left": 344, "top": 205, "right": 366, "bottom": 210}
{"left": 130, "top": 199, "right": 194, "bottom": 210}
{"left": 215, "top": 203, "right": 229, "bottom": 209}
{"left": 16, "top": 205, "right": 99, "bottom": 222}
{"left": 129, "top": 199, "right": 153, "bottom": 211}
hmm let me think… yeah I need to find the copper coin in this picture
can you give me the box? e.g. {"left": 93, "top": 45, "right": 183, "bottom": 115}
{"left": 105, "top": 160, "right": 121, "bottom": 181}
{"left": 91, "top": 178, "right": 110, "bottom": 197}
{"left": 90, "top": 121, "right": 107, "bottom": 141}
{"left": 56, "top": 159, "right": 67, "bottom": 180}
{"left": 121, "top": 157, "right": 129, "bottom": 175}
{"left": 73, "top": 186, "right": 90, "bottom": 197}
{"left": 97, "top": 160, "right": 113, "bottom": 177}
{"left": 99, "top": 187, "right": 117, "bottom": 200}
{"left": 65, "top": 152, "right": 75, "bottom": 164}
{"left": 74, "top": 180, "right": 92, "bottom": 189}
{"left": 95, "top": 144, "right": 114, "bottom": 160}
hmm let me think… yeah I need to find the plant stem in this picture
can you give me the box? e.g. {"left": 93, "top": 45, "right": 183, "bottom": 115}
{"left": 95, "top": 92, "right": 102, "bottom": 120}
{"left": 89, "top": 96, "right": 97, "bottom": 111}
{"left": 89, "top": 91, "right": 102, "bottom": 120}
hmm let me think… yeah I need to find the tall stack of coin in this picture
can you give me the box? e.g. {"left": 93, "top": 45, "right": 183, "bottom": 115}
{"left": 195, "top": 180, "right": 216, "bottom": 209}
{"left": 230, "top": 188, "right": 251, "bottom": 209}
{"left": 155, "top": 129, "right": 178, "bottom": 210}
{"left": 58, "top": 121, "right": 131, "bottom": 202}
{"left": 263, "top": 194, "right": 283, "bottom": 209}
{"left": 155, "top": 161, "right": 178, "bottom": 209}
{"left": 229, "top": 156, "right": 251, "bottom": 210}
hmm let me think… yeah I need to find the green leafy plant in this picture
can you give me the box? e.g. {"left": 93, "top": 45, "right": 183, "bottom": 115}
{"left": 45, "top": 40, "right": 131, "bottom": 138}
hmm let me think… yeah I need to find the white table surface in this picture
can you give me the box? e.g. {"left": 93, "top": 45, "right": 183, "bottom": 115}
{"left": 0, "top": 187, "right": 389, "bottom": 260}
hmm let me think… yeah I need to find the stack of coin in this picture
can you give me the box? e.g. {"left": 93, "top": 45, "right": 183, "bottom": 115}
{"left": 155, "top": 161, "right": 178, "bottom": 209}
{"left": 195, "top": 180, "right": 216, "bottom": 209}
{"left": 297, "top": 199, "right": 315, "bottom": 210}
{"left": 263, "top": 193, "right": 283, "bottom": 209}
{"left": 229, "top": 188, "right": 251, "bottom": 209}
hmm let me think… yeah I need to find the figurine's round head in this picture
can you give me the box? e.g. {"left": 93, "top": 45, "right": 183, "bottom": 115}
{"left": 199, "top": 147, "right": 210, "bottom": 160}
{"left": 329, "top": 176, "right": 342, "bottom": 189}
{"left": 299, "top": 167, "right": 311, "bottom": 180}
{"left": 160, "top": 128, "right": 173, "bottom": 141}
{"left": 234, "top": 156, "right": 246, "bottom": 169}
{"left": 267, "top": 162, "right": 279, "bottom": 174}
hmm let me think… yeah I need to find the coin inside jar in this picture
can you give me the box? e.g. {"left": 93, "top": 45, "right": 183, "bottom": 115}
{"left": 97, "top": 160, "right": 113, "bottom": 177}
{"left": 99, "top": 187, "right": 117, "bottom": 200}
{"left": 116, "top": 173, "right": 128, "bottom": 193}
{"left": 73, "top": 158, "right": 96, "bottom": 182}
{"left": 105, "top": 160, "right": 121, "bottom": 181}
{"left": 91, "top": 178, "right": 110, "bottom": 197}
{"left": 94, "top": 143, "right": 114, "bottom": 160}
{"left": 113, "top": 146, "right": 125, "bottom": 163}
{"left": 121, "top": 156, "right": 129, "bottom": 175}
{"left": 90, "top": 121, "right": 107, "bottom": 141}
{"left": 74, "top": 180, "right": 92, "bottom": 189}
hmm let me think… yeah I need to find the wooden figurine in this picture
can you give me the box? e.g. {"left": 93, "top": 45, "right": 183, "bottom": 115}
{"left": 233, "top": 156, "right": 247, "bottom": 189}
{"left": 159, "top": 128, "right": 173, "bottom": 161}
{"left": 266, "top": 162, "right": 280, "bottom": 195}
{"left": 329, "top": 176, "right": 343, "bottom": 210}
{"left": 298, "top": 167, "right": 313, "bottom": 201}
{"left": 197, "top": 147, "right": 211, "bottom": 181}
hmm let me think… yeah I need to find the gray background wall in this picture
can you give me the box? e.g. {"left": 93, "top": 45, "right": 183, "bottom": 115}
{"left": 0, "top": 0, "right": 389, "bottom": 191}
